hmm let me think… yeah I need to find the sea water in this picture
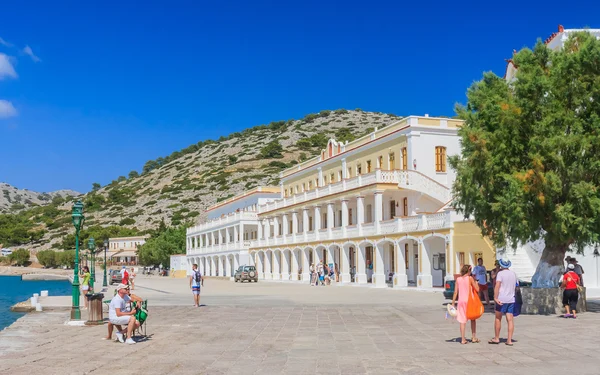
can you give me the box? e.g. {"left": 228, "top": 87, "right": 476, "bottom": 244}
{"left": 0, "top": 275, "right": 71, "bottom": 331}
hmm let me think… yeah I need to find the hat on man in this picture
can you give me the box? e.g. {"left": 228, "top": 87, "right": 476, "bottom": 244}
{"left": 116, "top": 283, "right": 129, "bottom": 291}
{"left": 567, "top": 264, "right": 575, "bottom": 270}
{"left": 498, "top": 259, "right": 512, "bottom": 269}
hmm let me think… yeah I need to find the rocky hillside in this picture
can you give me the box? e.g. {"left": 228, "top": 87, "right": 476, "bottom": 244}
{"left": 0, "top": 182, "right": 80, "bottom": 213}
{"left": 1, "top": 109, "right": 401, "bottom": 251}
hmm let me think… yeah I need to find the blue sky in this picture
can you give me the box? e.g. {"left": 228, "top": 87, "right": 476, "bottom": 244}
{"left": 1, "top": 1, "right": 598, "bottom": 193}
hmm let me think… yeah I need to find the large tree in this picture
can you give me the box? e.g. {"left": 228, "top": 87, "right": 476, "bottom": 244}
{"left": 450, "top": 32, "right": 600, "bottom": 288}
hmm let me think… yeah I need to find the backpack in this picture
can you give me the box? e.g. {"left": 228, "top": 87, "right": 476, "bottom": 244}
{"left": 194, "top": 270, "right": 202, "bottom": 283}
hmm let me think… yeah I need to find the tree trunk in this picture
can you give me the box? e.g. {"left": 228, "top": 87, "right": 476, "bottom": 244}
{"left": 531, "top": 242, "right": 568, "bottom": 288}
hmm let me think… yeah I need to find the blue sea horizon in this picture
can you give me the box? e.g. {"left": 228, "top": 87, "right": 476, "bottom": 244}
{"left": 0, "top": 275, "right": 71, "bottom": 331}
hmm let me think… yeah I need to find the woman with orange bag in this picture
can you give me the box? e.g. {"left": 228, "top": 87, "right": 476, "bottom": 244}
{"left": 451, "top": 264, "right": 481, "bottom": 344}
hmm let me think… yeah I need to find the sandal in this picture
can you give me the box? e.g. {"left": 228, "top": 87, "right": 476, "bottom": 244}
{"left": 488, "top": 339, "right": 500, "bottom": 344}
{"left": 505, "top": 342, "right": 514, "bottom": 346}
{"left": 461, "top": 340, "right": 468, "bottom": 345}
{"left": 471, "top": 338, "right": 480, "bottom": 343}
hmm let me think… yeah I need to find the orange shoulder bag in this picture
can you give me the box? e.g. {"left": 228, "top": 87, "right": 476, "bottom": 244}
{"left": 466, "top": 284, "right": 484, "bottom": 320}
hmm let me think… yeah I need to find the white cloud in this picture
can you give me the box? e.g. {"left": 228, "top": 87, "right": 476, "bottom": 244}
{"left": 22, "top": 45, "right": 41, "bottom": 62}
{"left": 0, "top": 37, "right": 13, "bottom": 48}
{"left": 0, "top": 100, "right": 18, "bottom": 118}
{"left": 0, "top": 53, "right": 17, "bottom": 79}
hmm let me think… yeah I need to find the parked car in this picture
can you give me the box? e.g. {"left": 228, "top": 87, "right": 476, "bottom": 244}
{"left": 234, "top": 266, "right": 258, "bottom": 283}
{"left": 109, "top": 269, "right": 122, "bottom": 285}
{"left": 443, "top": 270, "right": 531, "bottom": 300}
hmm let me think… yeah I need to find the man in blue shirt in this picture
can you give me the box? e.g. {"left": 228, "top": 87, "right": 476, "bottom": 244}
{"left": 472, "top": 258, "right": 490, "bottom": 307}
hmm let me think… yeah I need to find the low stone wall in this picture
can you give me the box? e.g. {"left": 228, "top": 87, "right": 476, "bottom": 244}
{"left": 521, "top": 287, "right": 587, "bottom": 315}
{"left": 21, "top": 273, "right": 69, "bottom": 281}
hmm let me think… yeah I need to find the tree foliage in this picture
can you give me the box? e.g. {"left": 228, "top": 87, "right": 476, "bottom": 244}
{"left": 8, "top": 248, "right": 30, "bottom": 266}
{"left": 37, "top": 249, "right": 58, "bottom": 268}
{"left": 450, "top": 32, "right": 600, "bottom": 287}
{"left": 259, "top": 141, "right": 284, "bottom": 159}
{"left": 137, "top": 225, "right": 186, "bottom": 267}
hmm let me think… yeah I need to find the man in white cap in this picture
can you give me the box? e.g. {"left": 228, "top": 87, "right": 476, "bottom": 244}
{"left": 489, "top": 259, "right": 517, "bottom": 346}
{"left": 109, "top": 283, "right": 140, "bottom": 344}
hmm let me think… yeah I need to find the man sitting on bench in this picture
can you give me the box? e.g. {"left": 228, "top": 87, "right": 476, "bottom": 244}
{"left": 108, "top": 283, "right": 139, "bottom": 344}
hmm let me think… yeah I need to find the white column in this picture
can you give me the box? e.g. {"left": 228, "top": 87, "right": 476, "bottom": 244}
{"left": 302, "top": 249, "right": 310, "bottom": 281}
{"left": 341, "top": 158, "right": 347, "bottom": 179}
{"left": 314, "top": 206, "right": 321, "bottom": 239}
{"left": 327, "top": 203, "right": 334, "bottom": 236}
{"left": 234, "top": 254, "right": 239, "bottom": 273}
{"left": 209, "top": 257, "right": 215, "bottom": 276}
{"left": 341, "top": 199, "right": 349, "bottom": 237}
{"left": 282, "top": 251, "right": 290, "bottom": 280}
{"left": 318, "top": 167, "right": 324, "bottom": 186}
{"left": 292, "top": 212, "right": 299, "bottom": 240}
{"left": 211, "top": 232, "right": 215, "bottom": 247}
{"left": 356, "top": 196, "right": 364, "bottom": 235}
{"left": 356, "top": 246, "right": 367, "bottom": 284}
{"left": 239, "top": 223, "right": 245, "bottom": 244}
{"left": 302, "top": 208, "right": 309, "bottom": 241}
{"left": 273, "top": 216, "right": 280, "bottom": 237}
{"left": 264, "top": 220, "right": 271, "bottom": 242}
{"left": 282, "top": 214, "right": 289, "bottom": 237}
{"left": 372, "top": 244, "right": 386, "bottom": 288}
{"left": 340, "top": 246, "right": 350, "bottom": 283}
{"left": 234, "top": 225, "right": 239, "bottom": 244}
{"left": 257, "top": 220, "right": 263, "bottom": 242}
{"left": 374, "top": 191, "right": 383, "bottom": 234}
{"left": 393, "top": 242, "right": 408, "bottom": 288}
{"left": 264, "top": 251, "right": 272, "bottom": 279}
{"left": 417, "top": 239, "right": 433, "bottom": 288}
{"left": 291, "top": 250, "right": 298, "bottom": 281}
{"left": 225, "top": 256, "right": 231, "bottom": 278}
{"left": 273, "top": 251, "right": 281, "bottom": 280}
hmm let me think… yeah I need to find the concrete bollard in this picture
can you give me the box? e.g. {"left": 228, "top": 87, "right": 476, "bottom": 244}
{"left": 41, "top": 290, "right": 49, "bottom": 297}
{"left": 35, "top": 303, "right": 42, "bottom": 312}
{"left": 31, "top": 296, "right": 38, "bottom": 306}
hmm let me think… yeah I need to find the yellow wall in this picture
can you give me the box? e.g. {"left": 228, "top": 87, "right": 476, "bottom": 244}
{"left": 172, "top": 270, "right": 188, "bottom": 278}
{"left": 452, "top": 221, "right": 496, "bottom": 272}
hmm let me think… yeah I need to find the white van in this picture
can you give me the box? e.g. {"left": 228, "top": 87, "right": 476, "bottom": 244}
{"left": 1, "top": 248, "right": 12, "bottom": 256}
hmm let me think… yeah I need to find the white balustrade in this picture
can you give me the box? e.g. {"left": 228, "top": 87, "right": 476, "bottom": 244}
{"left": 256, "top": 170, "right": 451, "bottom": 215}
{"left": 397, "top": 170, "right": 450, "bottom": 204}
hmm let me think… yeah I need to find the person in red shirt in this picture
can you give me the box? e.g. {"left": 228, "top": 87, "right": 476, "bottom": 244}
{"left": 122, "top": 267, "right": 130, "bottom": 286}
{"left": 562, "top": 264, "right": 581, "bottom": 318}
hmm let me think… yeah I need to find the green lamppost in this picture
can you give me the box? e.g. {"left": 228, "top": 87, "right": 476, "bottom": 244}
{"left": 102, "top": 239, "right": 108, "bottom": 287}
{"left": 71, "top": 201, "right": 85, "bottom": 320}
{"left": 88, "top": 237, "right": 96, "bottom": 289}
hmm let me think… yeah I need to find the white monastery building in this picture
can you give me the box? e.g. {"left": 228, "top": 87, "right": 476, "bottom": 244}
{"left": 187, "top": 115, "right": 496, "bottom": 288}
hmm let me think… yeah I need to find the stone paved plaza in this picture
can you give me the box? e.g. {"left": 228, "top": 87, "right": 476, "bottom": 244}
{"left": 1, "top": 277, "right": 599, "bottom": 374}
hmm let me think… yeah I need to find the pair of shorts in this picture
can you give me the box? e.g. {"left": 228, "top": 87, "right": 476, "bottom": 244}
{"left": 192, "top": 286, "right": 201, "bottom": 295}
{"left": 478, "top": 283, "right": 488, "bottom": 291}
{"left": 82, "top": 285, "right": 89, "bottom": 291}
{"left": 495, "top": 302, "right": 515, "bottom": 314}
{"left": 319, "top": 276, "right": 324, "bottom": 281}
{"left": 110, "top": 315, "right": 132, "bottom": 325}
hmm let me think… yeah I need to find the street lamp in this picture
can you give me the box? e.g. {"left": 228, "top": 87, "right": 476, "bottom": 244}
{"left": 88, "top": 237, "right": 96, "bottom": 290}
{"left": 103, "top": 239, "right": 108, "bottom": 287}
{"left": 71, "top": 200, "right": 85, "bottom": 320}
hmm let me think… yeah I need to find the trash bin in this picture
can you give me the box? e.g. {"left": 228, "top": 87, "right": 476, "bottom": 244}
{"left": 85, "top": 293, "right": 104, "bottom": 325}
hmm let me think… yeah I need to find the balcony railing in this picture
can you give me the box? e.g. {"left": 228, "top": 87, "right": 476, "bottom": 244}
{"left": 258, "top": 169, "right": 450, "bottom": 214}
{"left": 187, "top": 211, "right": 258, "bottom": 234}
{"left": 187, "top": 240, "right": 252, "bottom": 255}
{"left": 248, "top": 211, "right": 452, "bottom": 248}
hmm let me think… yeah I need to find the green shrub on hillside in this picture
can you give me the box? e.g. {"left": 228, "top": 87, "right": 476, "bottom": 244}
{"left": 8, "top": 248, "right": 30, "bottom": 266}
{"left": 37, "top": 250, "right": 58, "bottom": 268}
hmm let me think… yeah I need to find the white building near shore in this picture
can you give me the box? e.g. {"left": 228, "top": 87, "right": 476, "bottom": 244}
{"left": 186, "top": 187, "right": 280, "bottom": 278}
